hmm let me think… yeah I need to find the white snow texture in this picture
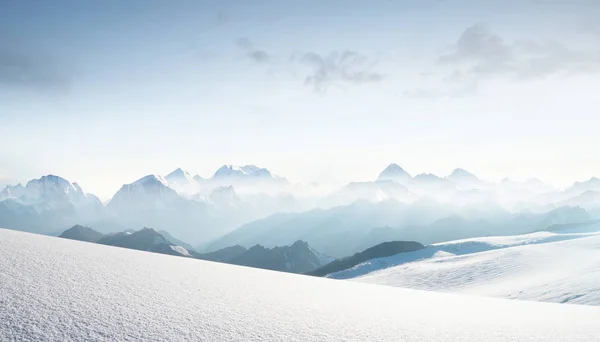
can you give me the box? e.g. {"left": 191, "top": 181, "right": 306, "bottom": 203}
{"left": 1, "top": 228, "right": 600, "bottom": 341}
{"left": 334, "top": 230, "right": 600, "bottom": 305}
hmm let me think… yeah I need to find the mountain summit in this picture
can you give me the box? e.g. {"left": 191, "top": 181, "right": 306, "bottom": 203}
{"left": 377, "top": 164, "right": 412, "bottom": 183}
{"left": 213, "top": 165, "right": 273, "bottom": 179}
{"left": 446, "top": 168, "right": 479, "bottom": 183}
{"left": 1, "top": 175, "right": 102, "bottom": 213}
{"left": 165, "top": 168, "right": 195, "bottom": 186}
{"left": 164, "top": 168, "right": 198, "bottom": 193}
{"left": 228, "top": 240, "right": 333, "bottom": 274}
{"left": 107, "top": 174, "right": 183, "bottom": 212}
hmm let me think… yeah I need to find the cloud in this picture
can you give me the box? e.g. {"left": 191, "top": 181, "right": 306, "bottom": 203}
{"left": 438, "top": 23, "right": 514, "bottom": 75}
{"left": 235, "top": 37, "right": 271, "bottom": 64}
{"left": 405, "top": 23, "right": 600, "bottom": 98}
{"left": 295, "top": 50, "right": 384, "bottom": 92}
{"left": 0, "top": 42, "right": 72, "bottom": 93}
{"left": 513, "top": 40, "right": 600, "bottom": 79}
{"left": 439, "top": 23, "right": 600, "bottom": 80}
{"left": 233, "top": 37, "right": 383, "bottom": 92}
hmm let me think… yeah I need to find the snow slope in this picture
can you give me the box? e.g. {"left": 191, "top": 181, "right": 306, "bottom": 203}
{"left": 338, "top": 230, "right": 600, "bottom": 305}
{"left": 2, "top": 228, "right": 600, "bottom": 341}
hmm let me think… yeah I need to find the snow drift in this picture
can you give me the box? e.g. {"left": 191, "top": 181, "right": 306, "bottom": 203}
{"left": 337, "top": 229, "right": 600, "bottom": 306}
{"left": 1, "top": 228, "right": 600, "bottom": 341}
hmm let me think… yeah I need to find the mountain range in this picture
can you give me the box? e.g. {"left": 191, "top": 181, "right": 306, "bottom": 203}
{"left": 4, "top": 163, "right": 600, "bottom": 255}
{"left": 60, "top": 225, "right": 191, "bottom": 257}
{"left": 59, "top": 225, "right": 332, "bottom": 274}
{"left": 309, "top": 240, "right": 424, "bottom": 276}
{"left": 205, "top": 199, "right": 590, "bottom": 257}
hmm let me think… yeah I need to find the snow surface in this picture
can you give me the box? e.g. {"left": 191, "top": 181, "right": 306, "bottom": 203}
{"left": 2, "top": 228, "right": 600, "bottom": 341}
{"left": 169, "top": 245, "right": 191, "bottom": 256}
{"left": 337, "top": 230, "right": 600, "bottom": 305}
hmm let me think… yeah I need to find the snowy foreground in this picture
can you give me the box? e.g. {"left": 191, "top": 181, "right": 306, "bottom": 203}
{"left": 2, "top": 229, "right": 600, "bottom": 341}
{"left": 334, "top": 229, "right": 600, "bottom": 305}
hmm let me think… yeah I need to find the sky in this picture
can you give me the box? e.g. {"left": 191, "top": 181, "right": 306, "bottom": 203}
{"left": 1, "top": 0, "right": 600, "bottom": 199}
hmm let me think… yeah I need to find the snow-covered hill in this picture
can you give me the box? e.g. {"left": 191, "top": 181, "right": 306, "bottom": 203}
{"left": 333, "top": 229, "right": 600, "bottom": 306}
{"left": 2, "top": 228, "right": 600, "bottom": 341}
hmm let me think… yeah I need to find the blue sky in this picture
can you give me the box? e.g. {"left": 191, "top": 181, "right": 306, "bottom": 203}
{"left": 1, "top": 1, "right": 600, "bottom": 198}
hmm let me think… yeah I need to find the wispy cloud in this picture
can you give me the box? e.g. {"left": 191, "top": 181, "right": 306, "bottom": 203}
{"left": 235, "top": 37, "right": 271, "bottom": 64}
{"left": 233, "top": 35, "right": 384, "bottom": 93}
{"left": 294, "top": 50, "right": 384, "bottom": 93}
{"left": 438, "top": 23, "right": 514, "bottom": 75}
{"left": 441, "top": 23, "right": 600, "bottom": 80}
{"left": 406, "top": 23, "right": 600, "bottom": 98}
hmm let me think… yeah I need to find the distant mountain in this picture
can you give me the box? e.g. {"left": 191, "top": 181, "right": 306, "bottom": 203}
{"left": 56, "top": 224, "right": 328, "bottom": 274}
{"left": 445, "top": 168, "right": 486, "bottom": 190}
{"left": 0, "top": 175, "right": 104, "bottom": 234}
{"left": 309, "top": 240, "right": 424, "bottom": 277}
{"left": 411, "top": 173, "right": 457, "bottom": 198}
{"left": 377, "top": 163, "right": 412, "bottom": 183}
{"left": 164, "top": 168, "right": 197, "bottom": 193}
{"left": 213, "top": 165, "right": 273, "bottom": 179}
{"left": 208, "top": 186, "right": 244, "bottom": 210}
{"left": 567, "top": 178, "right": 600, "bottom": 197}
{"left": 58, "top": 226, "right": 191, "bottom": 257}
{"left": 327, "top": 179, "right": 414, "bottom": 206}
{"left": 0, "top": 199, "right": 45, "bottom": 233}
{"left": 97, "top": 227, "right": 190, "bottom": 257}
{"left": 545, "top": 219, "right": 600, "bottom": 233}
{"left": 0, "top": 175, "right": 103, "bottom": 214}
{"left": 208, "top": 199, "right": 593, "bottom": 258}
{"left": 103, "top": 175, "right": 218, "bottom": 242}
{"left": 193, "top": 245, "right": 247, "bottom": 262}
{"left": 208, "top": 165, "right": 289, "bottom": 191}
{"left": 60, "top": 225, "right": 106, "bottom": 243}
{"left": 414, "top": 173, "right": 454, "bottom": 187}
{"left": 0, "top": 183, "right": 27, "bottom": 200}
{"left": 158, "top": 230, "right": 196, "bottom": 252}
{"left": 228, "top": 240, "right": 333, "bottom": 274}
{"left": 107, "top": 175, "right": 185, "bottom": 212}
{"left": 205, "top": 199, "right": 447, "bottom": 258}
{"left": 558, "top": 190, "right": 600, "bottom": 210}
{"left": 499, "top": 178, "right": 556, "bottom": 196}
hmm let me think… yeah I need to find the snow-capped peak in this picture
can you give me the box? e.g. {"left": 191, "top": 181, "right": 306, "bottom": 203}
{"left": 414, "top": 173, "right": 442, "bottom": 181}
{"left": 0, "top": 183, "right": 26, "bottom": 200}
{"left": 446, "top": 168, "right": 479, "bottom": 181}
{"left": 107, "top": 175, "right": 183, "bottom": 212}
{"left": 164, "top": 168, "right": 197, "bottom": 189}
{"left": 377, "top": 163, "right": 412, "bottom": 182}
{"left": 165, "top": 168, "right": 193, "bottom": 181}
{"left": 26, "top": 175, "right": 80, "bottom": 194}
{"left": 3, "top": 175, "right": 102, "bottom": 212}
{"left": 208, "top": 185, "right": 243, "bottom": 209}
{"left": 132, "top": 174, "right": 169, "bottom": 188}
{"left": 213, "top": 165, "right": 273, "bottom": 179}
